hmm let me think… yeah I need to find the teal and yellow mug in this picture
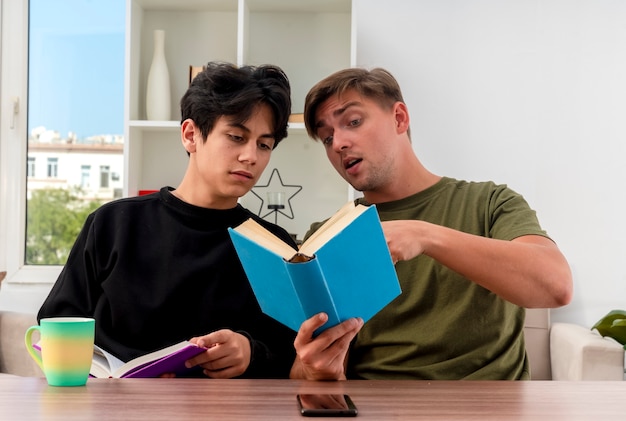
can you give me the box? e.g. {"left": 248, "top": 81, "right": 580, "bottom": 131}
{"left": 25, "top": 317, "right": 95, "bottom": 386}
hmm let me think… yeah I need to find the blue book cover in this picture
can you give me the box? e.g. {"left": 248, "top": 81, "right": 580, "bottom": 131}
{"left": 228, "top": 203, "right": 401, "bottom": 333}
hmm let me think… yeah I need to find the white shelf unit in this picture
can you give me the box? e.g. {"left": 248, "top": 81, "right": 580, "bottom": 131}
{"left": 124, "top": 0, "right": 353, "bottom": 238}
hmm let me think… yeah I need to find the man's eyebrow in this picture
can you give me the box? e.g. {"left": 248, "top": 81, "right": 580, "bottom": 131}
{"left": 228, "top": 121, "right": 275, "bottom": 139}
{"left": 315, "top": 101, "right": 362, "bottom": 129}
{"left": 334, "top": 101, "right": 362, "bottom": 116}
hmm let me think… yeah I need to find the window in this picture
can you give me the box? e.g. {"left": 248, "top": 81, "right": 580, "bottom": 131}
{"left": 46, "top": 158, "right": 58, "bottom": 178}
{"left": 27, "top": 157, "right": 35, "bottom": 178}
{"left": 0, "top": 0, "right": 125, "bottom": 282}
{"left": 26, "top": 0, "right": 124, "bottom": 266}
{"left": 100, "top": 166, "right": 110, "bottom": 188}
{"left": 81, "top": 165, "right": 91, "bottom": 189}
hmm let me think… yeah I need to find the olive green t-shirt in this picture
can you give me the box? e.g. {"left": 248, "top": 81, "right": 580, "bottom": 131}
{"left": 307, "top": 177, "right": 550, "bottom": 380}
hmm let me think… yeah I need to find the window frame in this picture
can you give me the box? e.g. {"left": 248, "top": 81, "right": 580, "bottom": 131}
{"left": 47, "top": 157, "right": 59, "bottom": 178}
{"left": 100, "top": 165, "right": 111, "bottom": 188}
{"left": 1, "top": 0, "right": 62, "bottom": 285}
{"left": 27, "top": 157, "right": 36, "bottom": 178}
{"left": 81, "top": 164, "right": 91, "bottom": 189}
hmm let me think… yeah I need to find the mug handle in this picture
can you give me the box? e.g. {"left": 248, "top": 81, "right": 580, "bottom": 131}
{"left": 24, "top": 325, "right": 44, "bottom": 371}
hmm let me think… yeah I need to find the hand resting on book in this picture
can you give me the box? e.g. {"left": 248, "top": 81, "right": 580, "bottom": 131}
{"left": 186, "top": 329, "right": 253, "bottom": 379}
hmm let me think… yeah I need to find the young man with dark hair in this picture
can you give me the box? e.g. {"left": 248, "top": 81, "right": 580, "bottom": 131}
{"left": 38, "top": 62, "right": 298, "bottom": 379}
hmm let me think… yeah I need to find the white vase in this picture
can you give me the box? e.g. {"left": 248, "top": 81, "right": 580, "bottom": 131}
{"left": 146, "top": 29, "right": 171, "bottom": 121}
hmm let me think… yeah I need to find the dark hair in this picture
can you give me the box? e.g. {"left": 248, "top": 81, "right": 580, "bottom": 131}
{"left": 303, "top": 67, "right": 408, "bottom": 140}
{"left": 180, "top": 62, "right": 291, "bottom": 148}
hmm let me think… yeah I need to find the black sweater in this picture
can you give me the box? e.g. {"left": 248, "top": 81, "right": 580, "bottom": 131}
{"left": 38, "top": 187, "right": 297, "bottom": 378}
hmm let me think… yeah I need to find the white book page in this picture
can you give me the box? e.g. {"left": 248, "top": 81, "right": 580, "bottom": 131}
{"left": 92, "top": 345, "right": 125, "bottom": 375}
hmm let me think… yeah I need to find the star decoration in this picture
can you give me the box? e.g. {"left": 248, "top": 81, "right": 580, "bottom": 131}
{"left": 251, "top": 168, "right": 302, "bottom": 221}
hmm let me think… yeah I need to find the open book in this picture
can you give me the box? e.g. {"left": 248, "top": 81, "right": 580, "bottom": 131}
{"left": 90, "top": 341, "right": 207, "bottom": 378}
{"left": 228, "top": 201, "right": 401, "bottom": 334}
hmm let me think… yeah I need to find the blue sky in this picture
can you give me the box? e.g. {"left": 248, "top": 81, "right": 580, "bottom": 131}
{"left": 28, "top": 0, "right": 125, "bottom": 138}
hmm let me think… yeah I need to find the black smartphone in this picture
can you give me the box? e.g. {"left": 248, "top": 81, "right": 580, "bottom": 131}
{"left": 296, "top": 394, "right": 358, "bottom": 417}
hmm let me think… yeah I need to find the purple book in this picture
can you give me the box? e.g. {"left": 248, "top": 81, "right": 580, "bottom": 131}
{"left": 91, "top": 341, "right": 207, "bottom": 378}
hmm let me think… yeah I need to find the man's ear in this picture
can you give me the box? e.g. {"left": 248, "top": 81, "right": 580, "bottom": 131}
{"left": 181, "top": 119, "right": 198, "bottom": 153}
{"left": 393, "top": 102, "right": 410, "bottom": 134}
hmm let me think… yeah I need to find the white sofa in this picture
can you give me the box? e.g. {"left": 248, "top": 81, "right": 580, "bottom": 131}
{"left": 0, "top": 306, "right": 623, "bottom": 379}
{"left": 0, "top": 310, "right": 42, "bottom": 377}
{"left": 524, "top": 308, "right": 553, "bottom": 379}
{"left": 550, "top": 322, "right": 624, "bottom": 380}
{"left": 524, "top": 308, "right": 625, "bottom": 380}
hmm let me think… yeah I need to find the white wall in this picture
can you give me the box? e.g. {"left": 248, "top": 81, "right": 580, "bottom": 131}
{"left": 3, "top": 1, "right": 626, "bottom": 328}
{"left": 356, "top": 0, "right": 626, "bottom": 328}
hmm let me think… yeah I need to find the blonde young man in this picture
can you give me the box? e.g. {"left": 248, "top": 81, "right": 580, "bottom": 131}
{"left": 291, "top": 68, "right": 572, "bottom": 380}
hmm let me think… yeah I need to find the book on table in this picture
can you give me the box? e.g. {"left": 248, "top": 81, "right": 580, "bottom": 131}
{"left": 90, "top": 341, "right": 207, "bottom": 378}
{"left": 32, "top": 340, "right": 208, "bottom": 378}
{"left": 228, "top": 201, "right": 402, "bottom": 334}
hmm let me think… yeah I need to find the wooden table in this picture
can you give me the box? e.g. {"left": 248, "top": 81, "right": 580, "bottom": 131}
{"left": 1, "top": 377, "right": 624, "bottom": 420}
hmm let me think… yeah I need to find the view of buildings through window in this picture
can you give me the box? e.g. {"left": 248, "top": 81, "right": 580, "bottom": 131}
{"left": 26, "top": 0, "right": 125, "bottom": 265}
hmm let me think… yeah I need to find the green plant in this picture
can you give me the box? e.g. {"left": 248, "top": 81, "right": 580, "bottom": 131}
{"left": 26, "top": 187, "right": 102, "bottom": 265}
{"left": 592, "top": 310, "right": 626, "bottom": 350}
